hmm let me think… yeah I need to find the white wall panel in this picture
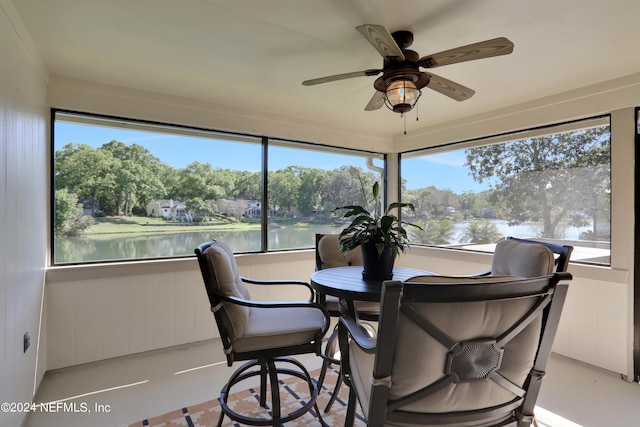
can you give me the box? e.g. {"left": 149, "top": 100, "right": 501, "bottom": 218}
{"left": 46, "top": 260, "right": 222, "bottom": 369}
{"left": 100, "top": 280, "right": 130, "bottom": 360}
{"left": 45, "top": 253, "right": 319, "bottom": 369}
{"left": 73, "top": 281, "right": 105, "bottom": 365}
{"left": 149, "top": 276, "right": 176, "bottom": 350}
{"left": 0, "top": 1, "right": 48, "bottom": 425}
{"left": 126, "top": 279, "right": 152, "bottom": 355}
{"left": 46, "top": 244, "right": 633, "bottom": 378}
{"left": 45, "top": 283, "right": 75, "bottom": 371}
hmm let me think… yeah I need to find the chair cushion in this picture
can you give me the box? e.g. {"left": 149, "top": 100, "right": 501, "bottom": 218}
{"left": 349, "top": 275, "right": 542, "bottom": 423}
{"left": 318, "top": 235, "right": 378, "bottom": 316}
{"left": 348, "top": 338, "right": 376, "bottom": 416}
{"left": 350, "top": 299, "right": 541, "bottom": 421}
{"left": 203, "top": 241, "right": 251, "bottom": 339}
{"left": 232, "top": 305, "right": 327, "bottom": 353}
{"left": 325, "top": 295, "right": 380, "bottom": 318}
{"left": 318, "top": 234, "right": 363, "bottom": 269}
{"left": 406, "top": 275, "right": 522, "bottom": 284}
{"left": 391, "top": 298, "right": 541, "bottom": 414}
{"left": 491, "top": 239, "right": 554, "bottom": 277}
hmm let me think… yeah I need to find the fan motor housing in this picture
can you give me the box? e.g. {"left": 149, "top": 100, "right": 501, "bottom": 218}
{"left": 374, "top": 49, "right": 429, "bottom": 93}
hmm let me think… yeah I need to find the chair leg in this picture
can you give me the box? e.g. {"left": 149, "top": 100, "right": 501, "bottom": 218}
{"left": 316, "top": 356, "right": 331, "bottom": 392}
{"left": 316, "top": 324, "right": 338, "bottom": 388}
{"left": 321, "top": 320, "right": 377, "bottom": 413}
{"left": 267, "top": 358, "right": 282, "bottom": 426}
{"left": 259, "top": 359, "right": 268, "bottom": 408}
{"left": 316, "top": 324, "right": 345, "bottom": 413}
{"left": 344, "top": 386, "right": 357, "bottom": 427}
{"left": 323, "top": 366, "right": 343, "bottom": 413}
{"left": 215, "top": 410, "right": 224, "bottom": 427}
{"left": 219, "top": 357, "right": 323, "bottom": 426}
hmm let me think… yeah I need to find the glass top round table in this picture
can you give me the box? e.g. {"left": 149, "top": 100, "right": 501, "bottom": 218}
{"left": 310, "top": 265, "right": 431, "bottom": 303}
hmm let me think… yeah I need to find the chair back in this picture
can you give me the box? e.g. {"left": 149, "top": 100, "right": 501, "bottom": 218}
{"left": 505, "top": 236, "right": 573, "bottom": 273}
{"left": 315, "top": 233, "right": 363, "bottom": 271}
{"left": 352, "top": 273, "right": 571, "bottom": 427}
{"left": 194, "top": 239, "right": 251, "bottom": 348}
{"left": 491, "top": 237, "right": 573, "bottom": 277}
{"left": 315, "top": 233, "right": 371, "bottom": 317}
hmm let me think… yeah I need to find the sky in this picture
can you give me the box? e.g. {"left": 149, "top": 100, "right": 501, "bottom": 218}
{"left": 54, "top": 121, "right": 489, "bottom": 193}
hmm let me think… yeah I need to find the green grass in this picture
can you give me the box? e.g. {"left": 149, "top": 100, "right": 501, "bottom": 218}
{"left": 87, "top": 216, "right": 259, "bottom": 235}
{"left": 86, "top": 216, "right": 322, "bottom": 235}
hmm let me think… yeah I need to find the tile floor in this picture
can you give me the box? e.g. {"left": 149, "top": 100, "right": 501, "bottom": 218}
{"left": 24, "top": 339, "right": 640, "bottom": 427}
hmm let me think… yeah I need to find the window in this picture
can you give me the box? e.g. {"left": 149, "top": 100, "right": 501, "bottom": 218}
{"left": 400, "top": 116, "right": 611, "bottom": 266}
{"left": 267, "top": 140, "right": 384, "bottom": 250}
{"left": 52, "top": 111, "right": 383, "bottom": 264}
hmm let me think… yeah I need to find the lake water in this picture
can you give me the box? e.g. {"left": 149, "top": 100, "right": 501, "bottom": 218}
{"left": 54, "top": 220, "right": 587, "bottom": 264}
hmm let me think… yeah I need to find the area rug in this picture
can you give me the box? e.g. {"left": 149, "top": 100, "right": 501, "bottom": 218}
{"left": 127, "top": 366, "right": 555, "bottom": 427}
{"left": 128, "top": 367, "right": 366, "bottom": 426}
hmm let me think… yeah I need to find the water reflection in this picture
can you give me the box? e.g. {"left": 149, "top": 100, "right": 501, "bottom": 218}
{"left": 55, "top": 226, "right": 341, "bottom": 264}
{"left": 54, "top": 220, "right": 587, "bottom": 264}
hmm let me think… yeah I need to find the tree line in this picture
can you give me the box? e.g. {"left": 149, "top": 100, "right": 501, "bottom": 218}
{"left": 55, "top": 125, "right": 611, "bottom": 241}
{"left": 54, "top": 141, "right": 381, "bottom": 233}
{"left": 403, "top": 126, "right": 611, "bottom": 243}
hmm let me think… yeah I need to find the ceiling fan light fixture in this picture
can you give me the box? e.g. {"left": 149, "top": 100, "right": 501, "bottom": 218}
{"left": 383, "top": 78, "right": 421, "bottom": 114}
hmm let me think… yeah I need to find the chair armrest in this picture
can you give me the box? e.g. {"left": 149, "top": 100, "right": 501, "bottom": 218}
{"left": 214, "top": 291, "right": 326, "bottom": 312}
{"left": 241, "top": 277, "right": 315, "bottom": 301}
{"left": 467, "top": 269, "right": 492, "bottom": 277}
{"left": 419, "top": 270, "right": 493, "bottom": 279}
{"left": 339, "top": 316, "right": 376, "bottom": 353}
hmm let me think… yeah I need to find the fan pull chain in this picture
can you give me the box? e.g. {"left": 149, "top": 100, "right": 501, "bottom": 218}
{"left": 400, "top": 104, "right": 419, "bottom": 135}
{"left": 403, "top": 112, "right": 407, "bottom": 135}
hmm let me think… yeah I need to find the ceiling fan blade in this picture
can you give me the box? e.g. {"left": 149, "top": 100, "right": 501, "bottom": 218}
{"left": 418, "top": 37, "right": 514, "bottom": 68}
{"left": 364, "top": 91, "right": 385, "bottom": 111}
{"left": 424, "top": 72, "right": 475, "bottom": 101}
{"left": 355, "top": 24, "right": 405, "bottom": 61}
{"left": 302, "top": 69, "right": 382, "bottom": 86}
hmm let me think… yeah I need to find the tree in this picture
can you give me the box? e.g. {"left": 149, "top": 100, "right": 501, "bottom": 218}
{"left": 458, "top": 191, "right": 478, "bottom": 218}
{"left": 234, "top": 171, "right": 261, "bottom": 200}
{"left": 410, "top": 219, "right": 455, "bottom": 245}
{"left": 404, "top": 187, "right": 432, "bottom": 219}
{"left": 458, "top": 220, "right": 501, "bottom": 244}
{"left": 268, "top": 167, "right": 301, "bottom": 215}
{"left": 464, "top": 126, "right": 610, "bottom": 238}
{"left": 54, "top": 189, "right": 94, "bottom": 235}
{"left": 174, "top": 161, "right": 225, "bottom": 200}
{"left": 54, "top": 143, "right": 114, "bottom": 215}
{"left": 323, "top": 166, "right": 378, "bottom": 213}
{"left": 56, "top": 141, "right": 167, "bottom": 216}
{"left": 157, "top": 163, "right": 181, "bottom": 199}
{"left": 297, "top": 168, "right": 327, "bottom": 216}
{"left": 186, "top": 197, "right": 215, "bottom": 218}
{"left": 101, "top": 141, "right": 165, "bottom": 215}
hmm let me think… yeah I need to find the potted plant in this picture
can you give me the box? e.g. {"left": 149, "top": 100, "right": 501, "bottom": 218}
{"left": 333, "top": 177, "right": 422, "bottom": 280}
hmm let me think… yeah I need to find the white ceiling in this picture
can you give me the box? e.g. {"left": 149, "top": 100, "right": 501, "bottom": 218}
{"left": 11, "top": 0, "right": 640, "bottom": 138}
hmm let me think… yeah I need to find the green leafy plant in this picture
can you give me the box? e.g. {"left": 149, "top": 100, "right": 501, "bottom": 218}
{"left": 333, "top": 177, "right": 422, "bottom": 257}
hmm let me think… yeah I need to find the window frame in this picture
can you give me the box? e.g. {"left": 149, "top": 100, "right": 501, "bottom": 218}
{"left": 50, "top": 109, "right": 386, "bottom": 265}
{"left": 398, "top": 114, "right": 612, "bottom": 266}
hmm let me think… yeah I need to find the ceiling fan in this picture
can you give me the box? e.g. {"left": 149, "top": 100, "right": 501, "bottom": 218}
{"left": 302, "top": 24, "right": 514, "bottom": 114}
